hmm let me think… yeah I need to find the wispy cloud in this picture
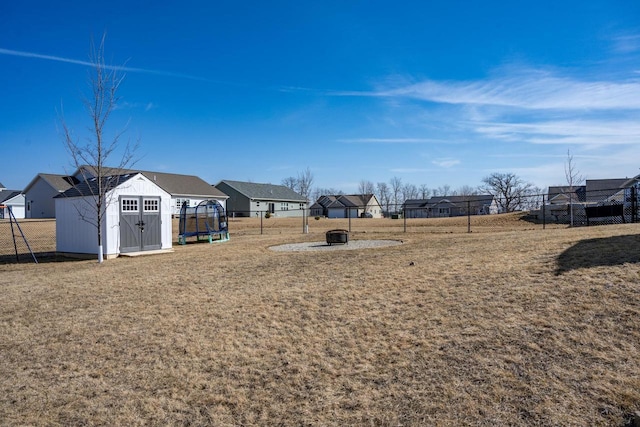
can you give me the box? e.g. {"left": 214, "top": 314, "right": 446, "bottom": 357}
{"left": 392, "top": 76, "right": 640, "bottom": 110}
{"left": 335, "top": 67, "right": 640, "bottom": 150}
{"left": 611, "top": 33, "right": 640, "bottom": 54}
{"left": 116, "top": 101, "right": 157, "bottom": 111}
{"left": 339, "top": 137, "right": 446, "bottom": 144}
{"left": 0, "top": 47, "right": 210, "bottom": 81}
{"left": 339, "top": 69, "right": 640, "bottom": 111}
{"left": 389, "top": 167, "right": 433, "bottom": 173}
{"left": 432, "top": 158, "right": 460, "bottom": 168}
{"left": 474, "top": 119, "right": 640, "bottom": 145}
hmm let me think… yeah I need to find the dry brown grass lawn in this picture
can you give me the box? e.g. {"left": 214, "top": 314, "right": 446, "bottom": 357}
{"left": 1, "top": 214, "right": 640, "bottom": 426}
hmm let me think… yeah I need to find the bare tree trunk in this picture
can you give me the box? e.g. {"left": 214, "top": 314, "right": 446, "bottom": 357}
{"left": 564, "top": 149, "right": 584, "bottom": 227}
{"left": 60, "top": 34, "right": 138, "bottom": 263}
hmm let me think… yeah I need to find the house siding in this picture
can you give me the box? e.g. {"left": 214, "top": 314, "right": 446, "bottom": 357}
{"left": 217, "top": 181, "right": 306, "bottom": 218}
{"left": 0, "top": 193, "right": 25, "bottom": 219}
{"left": 171, "top": 196, "right": 227, "bottom": 216}
{"left": 25, "top": 178, "right": 59, "bottom": 218}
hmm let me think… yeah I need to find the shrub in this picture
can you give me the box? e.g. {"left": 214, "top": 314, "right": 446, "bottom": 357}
{"left": 265, "top": 212, "right": 271, "bottom": 219}
{"left": 315, "top": 216, "right": 320, "bottom": 220}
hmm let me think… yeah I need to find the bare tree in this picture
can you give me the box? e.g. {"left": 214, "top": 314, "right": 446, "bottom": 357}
{"left": 283, "top": 168, "right": 314, "bottom": 202}
{"left": 357, "top": 180, "right": 375, "bottom": 215}
{"left": 313, "top": 187, "right": 343, "bottom": 202}
{"left": 389, "top": 176, "right": 402, "bottom": 213}
{"left": 564, "top": 149, "right": 585, "bottom": 227}
{"left": 418, "top": 184, "right": 431, "bottom": 199}
{"left": 60, "top": 35, "right": 138, "bottom": 263}
{"left": 521, "top": 186, "right": 545, "bottom": 211}
{"left": 296, "top": 167, "right": 314, "bottom": 202}
{"left": 402, "top": 183, "right": 419, "bottom": 202}
{"left": 436, "top": 184, "right": 452, "bottom": 196}
{"left": 480, "top": 172, "right": 533, "bottom": 213}
{"left": 457, "top": 185, "right": 478, "bottom": 196}
{"left": 358, "top": 179, "right": 375, "bottom": 196}
{"left": 376, "top": 182, "right": 391, "bottom": 215}
{"left": 281, "top": 176, "right": 297, "bottom": 191}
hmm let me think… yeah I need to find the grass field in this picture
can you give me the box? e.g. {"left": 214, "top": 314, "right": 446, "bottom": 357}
{"left": 1, "top": 214, "right": 639, "bottom": 425}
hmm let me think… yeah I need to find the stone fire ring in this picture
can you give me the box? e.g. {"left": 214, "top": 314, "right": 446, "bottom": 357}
{"left": 269, "top": 239, "right": 403, "bottom": 252}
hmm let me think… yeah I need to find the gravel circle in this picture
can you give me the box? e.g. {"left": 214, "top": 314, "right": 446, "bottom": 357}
{"left": 269, "top": 239, "right": 403, "bottom": 252}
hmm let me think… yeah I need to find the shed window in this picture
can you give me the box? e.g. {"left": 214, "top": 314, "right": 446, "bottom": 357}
{"left": 144, "top": 199, "right": 159, "bottom": 212}
{"left": 121, "top": 198, "right": 139, "bottom": 212}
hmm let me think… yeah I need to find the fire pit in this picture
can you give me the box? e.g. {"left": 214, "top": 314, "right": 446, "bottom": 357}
{"left": 326, "top": 229, "right": 349, "bottom": 245}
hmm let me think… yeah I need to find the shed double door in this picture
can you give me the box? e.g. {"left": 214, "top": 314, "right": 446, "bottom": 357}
{"left": 120, "top": 196, "right": 162, "bottom": 253}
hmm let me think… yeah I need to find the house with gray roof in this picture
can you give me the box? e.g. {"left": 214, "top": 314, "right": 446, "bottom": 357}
{"left": 403, "top": 195, "right": 497, "bottom": 218}
{"left": 23, "top": 173, "right": 77, "bottom": 218}
{"left": 310, "top": 194, "right": 383, "bottom": 218}
{"left": 0, "top": 189, "right": 25, "bottom": 219}
{"left": 544, "top": 177, "right": 640, "bottom": 224}
{"left": 215, "top": 180, "right": 307, "bottom": 217}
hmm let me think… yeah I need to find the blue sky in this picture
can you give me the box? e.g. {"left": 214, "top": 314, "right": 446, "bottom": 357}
{"left": 2, "top": 1, "right": 640, "bottom": 194}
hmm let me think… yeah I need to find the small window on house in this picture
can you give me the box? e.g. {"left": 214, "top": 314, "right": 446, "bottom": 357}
{"left": 256, "top": 201, "right": 260, "bottom": 207}
{"left": 281, "top": 202, "right": 289, "bottom": 210}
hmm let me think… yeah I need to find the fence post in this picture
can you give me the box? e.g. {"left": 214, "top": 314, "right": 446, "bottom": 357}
{"left": 302, "top": 207, "right": 306, "bottom": 234}
{"left": 467, "top": 200, "right": 471, "bottom": 233}
{"left": 260, "top": 211, "right": 263, "bottom": 235}
{"left": 348, "top": 207, "right": 351, "bottom": 232}
{"left": 403, "top": 208, "right": 407, "bottom": 232}
{"left": 632, "top": 186, "right": 638, "bottom": 223}
{"left": 542, "top": 194, "right": 546, "bottom": 230}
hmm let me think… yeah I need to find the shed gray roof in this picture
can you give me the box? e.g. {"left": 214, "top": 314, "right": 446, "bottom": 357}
{"left": 75, "top": 165, "right": 227, "bottom": 198}
{"left": 56, "top": 173, "right": 139, "bottom": 198}
{"left": 217, "top": 180, "right": 305, "bottom": 202}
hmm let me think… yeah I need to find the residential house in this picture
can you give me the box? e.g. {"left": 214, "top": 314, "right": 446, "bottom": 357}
{"left": 0, "top": 189, "right": 25, "bottom": 219}
{"left": 546, "top": 185, "right": 587, "bottom": 221}
{"left": 23, "top": 173, "right": 76, "bottom": 218}
{"left": 544, "top": 177, "right": 640, "bottom": 223}
{"left": 310, "top": 194, "right": 383, "bottom": 218}
{"left": 215, "top": 180, "right": 307, "bottom": 217}
{"left": 403, "top": 195, "right": 497, "bottom": 218}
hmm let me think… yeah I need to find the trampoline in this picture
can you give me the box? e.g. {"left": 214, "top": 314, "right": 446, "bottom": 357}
{"left": 178, "top": 200, "right": 229, "bottom": 244}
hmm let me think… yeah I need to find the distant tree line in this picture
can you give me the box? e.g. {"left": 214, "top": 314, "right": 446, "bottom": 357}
{"left": 283, "top": 169, "right": 544, "bottom": 214}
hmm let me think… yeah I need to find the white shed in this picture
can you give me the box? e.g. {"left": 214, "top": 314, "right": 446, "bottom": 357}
{"left": 55, "top": 173, "right": 172, "bottom": 259}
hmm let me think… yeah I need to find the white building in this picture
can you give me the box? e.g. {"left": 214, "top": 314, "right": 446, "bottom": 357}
{"left": 55, "top": 173, "right": 172, "bottom": 259}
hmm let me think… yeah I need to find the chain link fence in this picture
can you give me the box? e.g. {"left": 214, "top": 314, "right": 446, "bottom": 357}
{"left": 0, "top": 218, "right": 56, "bottom": 263}
{"left": 3, "top": 187, "right": 638, "bottom": 263}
